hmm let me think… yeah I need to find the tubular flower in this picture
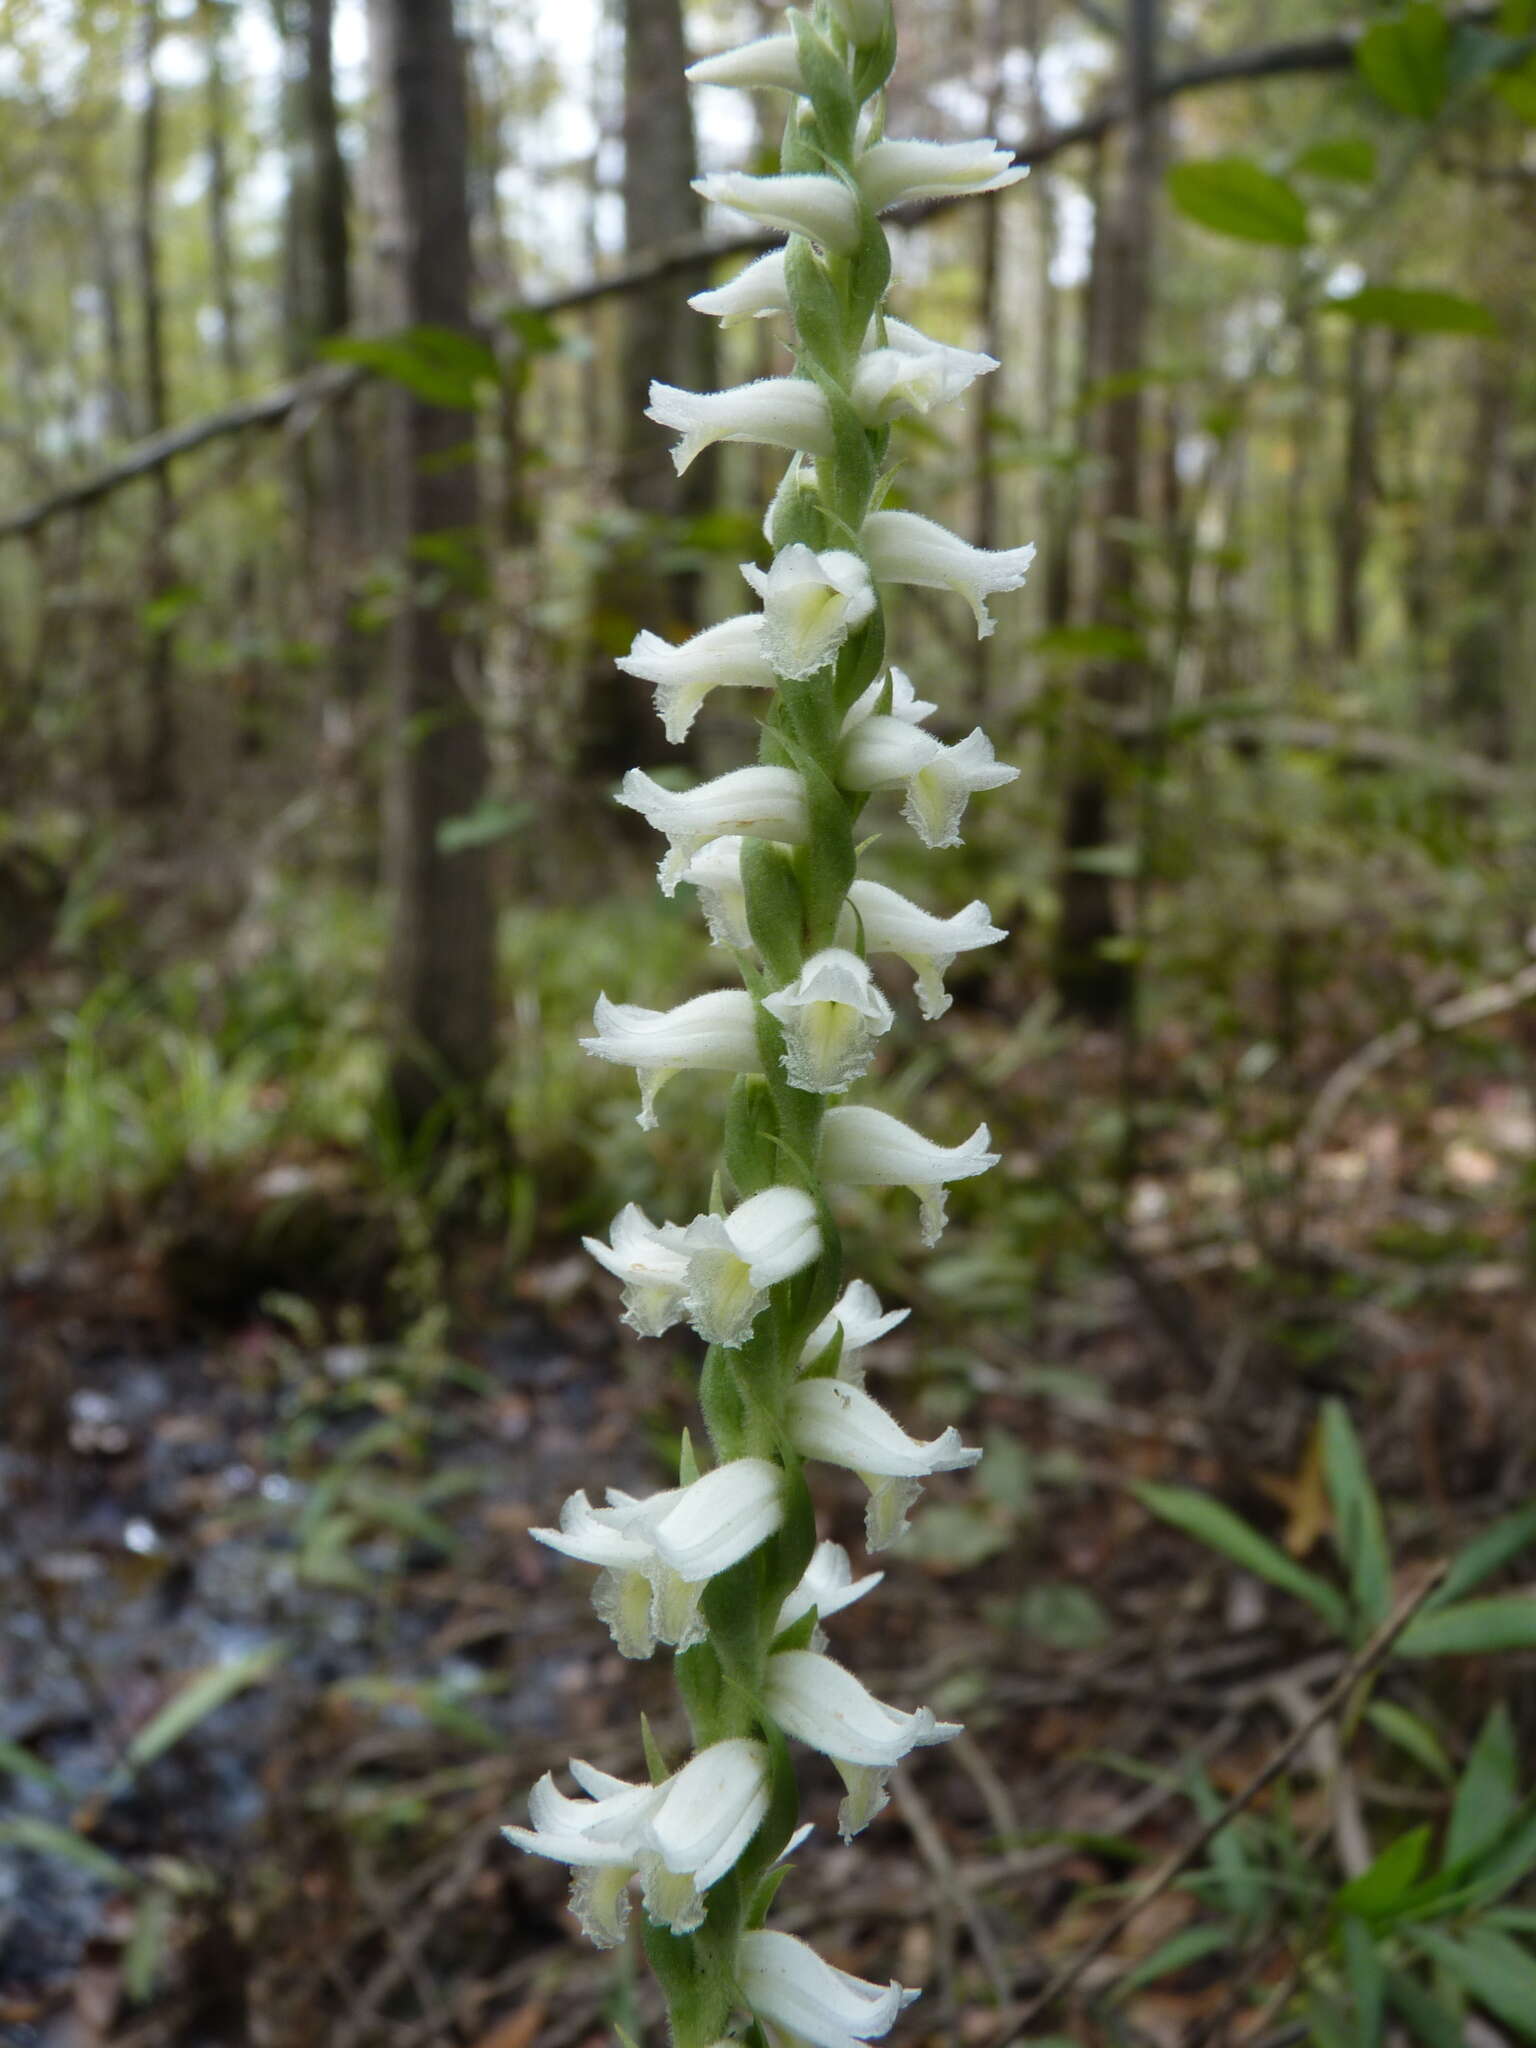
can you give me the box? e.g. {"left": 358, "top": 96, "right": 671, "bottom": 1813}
{"left": 692, "top": 171, "right": 863, "bottom": 253}
{"left": 854, "top": 137, "right": 1027, "bottom": 212}
{"left": 647, "top": 377, "right": 834, "bottom": 476}
{"left": 765, "top": 1650, "right": 961, "bottom": 1840}
{"left": 741, "top": 544, "right": 877, "bottom": 681}
{"left": 681, "top": 835, "right": 752, "bottom": 951}
{"left": 838, "top": 715, "right": 1020, "bottom": 850}
{"left": 687, "top": 247, "right": 792, "bottom": 326}
{"left": 618, "top": 615, "right": 775, "bottom": 744}
{"left": 504, "top": 1739, "right": 770, "bottom": 1947}
{"left": 862, "top": 507, "right": 1037, "bottom": 636}
{"left": 762, "top": 948, "right": 895, "bottom": 1094}
{"left": 686, "top": 34, "right": 805, "bottom": 92}
{"left": 671, "top": 1187, "right": 822, "bottom": 1347}
{"left": 580, "top": 989, "right": 760, "bottom": 1129}
{"left": 738, "top": 1929, "right": 920, "bottom": 2048}
{"left": 852, "top": 322, "right": 998, "bottom": 425}
{"left": 582, "top": 1202, "right": 691, "bottom": 1337}
{"left": 798, "top": 1278, "right": 910, "bottom": 1377}
{"left": 787, "top": 1376, "right": 982, "bottom": 1550}
{"left": 840, "top": 878, "right": 1006, "bottom": 1019}
{"left": 618, "top": 765, "right": 809, "bottom": 894}
{"left": 820, "top": 1104, "right": 999, "bottom": 1246}
{"left": 532, "top": 1461, "right": 786, "bottom": 1660}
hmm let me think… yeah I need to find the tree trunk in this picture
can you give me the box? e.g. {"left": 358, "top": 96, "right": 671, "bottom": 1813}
{"left": 199, "top": 0, "right": 243, "bottom": 390}
{"left": 369, "top": 0, "right": 498, "bottom": 1130}
{"left": 135, "top": 0, "right": 178, "bottom": 806}
{"left": 1051, "top": 0, "right": 1159, "bottom": 1024}
{"left": 1332, "top": 322, "right": 1373, "bottom": 664}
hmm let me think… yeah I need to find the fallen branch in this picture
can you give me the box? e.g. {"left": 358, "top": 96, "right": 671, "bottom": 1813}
{"left": 1103, "top": 709, "right": 1518, "bottom": 798}
{"left": 1008, "top": 1563, "right": 1448, "bottom": 2035}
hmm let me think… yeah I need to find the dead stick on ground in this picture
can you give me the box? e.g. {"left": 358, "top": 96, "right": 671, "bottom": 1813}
{"left": 1007, "top": 1562, "right": 1448, "bottom": 2037}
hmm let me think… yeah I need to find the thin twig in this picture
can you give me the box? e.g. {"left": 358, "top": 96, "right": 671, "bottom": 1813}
{"left": 1007, "top": 1563, "right": 1449, "bottom": 2035}
{"left": 892, "top": 1772, "right": 1012, "bottom": 2010}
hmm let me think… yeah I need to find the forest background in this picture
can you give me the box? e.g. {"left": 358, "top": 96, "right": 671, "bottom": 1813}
{"left": 2, "top": 0, "right": 1535, "bottom": 2043}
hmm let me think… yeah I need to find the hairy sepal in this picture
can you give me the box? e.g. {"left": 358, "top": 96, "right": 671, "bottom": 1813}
{"left": 789, "top": 11, "right": 856, "bottom": 163}
{"left": 799, "top": 1321, "right": 847, "bottom": 1382}
{"left": 786, "top": 236, "right": 849, "bottom": 384}
{"left": 803, "top": 359, "right": 877, "bottom": 533}
{"left": 851, "top": 14, "right": 898, "bottom": 101}
{"left": 845, "top": 213, "right": 893, "bottom": 349}
{"left": 700, "top": 1346, "right": 746, "bottom": 1460}
{"left": 770, "top": 1607, "right": 819, "bottom": 1656}
{"left": 834, "top": 609, "right": 886, "bottom": 720}
{"left": 724, "top": 1074, "right": 781, "bottom": 1196}
{"left": 742, "top": 840, "right": 807, "bottom": 985}
{"left": 783, "top": 743, "right": 857, "bottom": 950}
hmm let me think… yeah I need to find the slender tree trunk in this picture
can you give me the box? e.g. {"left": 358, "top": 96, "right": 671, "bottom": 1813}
{"left": 1332, "top": 322, "right": 1373, "bottom": 664}
{"left": 969, "top": 0, "right": 1008, "bottom": 720}
{"left": 369, "top": 0, "right": 498, "bottom": 1130}
{"left": 135, "top": 0, "right": 178, "bottom": 805}
{"left": 1051, "top": 0, "right": 1159, "bottom": 1024}
{"left": 199, "top": 0, "right": 243, "bottom": 390}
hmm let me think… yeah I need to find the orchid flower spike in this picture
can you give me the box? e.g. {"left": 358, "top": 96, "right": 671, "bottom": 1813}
{"left": 862, "top": 507, "right": 1037, "bottom": 636}
{"left": 693, "top": 171, "right": 863, "bottom": 253}
{"left": 762, "top": 948, "right": 895, "bottom": 1094}
{"left": 765, "top": 1649, "right": 960, "bottom": 1838}
{"left": 618, "top": 765, "right": 809, "bottom": 893}
{"left": 788, "top": 1376, "right": 982, "bottom": 1550}
{"left": 820, "top": 1104, "right": 999, "bottom": 1245}
{"left": 840, "top": 878, "right": 1007, "bottom": 1019}
{"left": 647, "top": 377, "right": 834, "bottom": 475}
{"left": 618, "top": 615, "right": 775, "bottom": 744}
{"left": 579, "top": 989, "right": 760, "bottom": 1128}
{"left": 532, "top": 1460, "right": 785, "bottom": 1659}
{"left": 741, "top": 544, "right": 877, "bottom": 681}
{"left": 671, "top": 1187, "right": 822, "bottom": 1348}
{"left": 738, "top": 1928, "right": 920, "bottom": 2047}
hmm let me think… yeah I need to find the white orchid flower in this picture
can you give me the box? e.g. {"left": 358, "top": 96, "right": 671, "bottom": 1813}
{"left": 693, "top": 171, "right": 862, "bottom": 253}
{"left": 741, "top": 544, "right": 877, "bottom": 681}
{"left": 532, "top": 1460, "right": 786, "bottom": 1659}
{"left": 687, "top": 248, "right": 792, "bottom": 327}
{"left": 647, "top": 377, "right": 834, "bottom": 477}
{"left": 775, "top": 1539, "right": 884, "bottom": 1645}
{"left": 686, "top": 34, "right": 805, "bottom": 92}
{"left": 838, "top": 714, "right": 1019, "bottom": 850}
{"left": 582, "top": 1202, "right": 692, "bottom": 1337}
{"left": 579, "top": 989, "right": 760, "bottom": 1129}
{"left": 762, "top": 948, "right": 895, "bottom": 1094}
{"left": 618, "top": 765, "right": 809, "bottom": 895}
{"left": 617, "top": 615, "right": 775, "bottom": 745}
{"left": 739, "top": 1928, "right": 919, "bottom": 2048}
{"left": 798, "top": 1278, "right": 910, "bottom": 1379}
{"left": 681, "top": 835, "right": 752, "bottom": 951}
{"left": 787, "top": 1376, "right": 982, "bottom": 1549}
{"left": 839, "top": 878, "right": 1006, "bottom": 1020}
{"left": 852, "top": 321, "right": 998, "bottom": 425}
{"left": 820, "top": 1104, "right": 999, "bottom": 1245}
{"left": 765, "top": 1649, "right": 960, "bottom": 1839}
{"left": 671, "top": 1187, "right": 822, "bottom": 1347}
{"left": 855, "top": 137, "right": 1027, "bottom": 212}
{"left": 839, "top": 665, "right": 937, "bottom": 733}
{"left": 504, "top": 1738, "right": 769, "bottom": 1946}
{"left": 862, "top": 507, "right": 1036, "bottom": 637}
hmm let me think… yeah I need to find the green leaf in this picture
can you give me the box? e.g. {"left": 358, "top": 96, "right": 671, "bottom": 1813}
{"left": 1395, "top": 1592, "right": 1536, "bottom": 1657}
{"left": 1133, "top": 1482, "right": 1351, "bottom": 1631}
{"left": 436, "top": 798, "right": 532, "bottom": 854}
{"left": 1385, "top": 1972, "right": 1464, "bottom": 2048}
{"left": 1328, "top": 285, "right": 1498, "bottom": 335}
{"left": 1446, "top": 1706, "right": 1520, "bottom": 1871}
{"left": 123, "top": 1886, "right": 176, "bottom": 2002}
{"left": 1343, "top": 1917, "right": 1386, "bottom": 2045}
{"left": 1495, "top": 52, "right": 1536, "bottom": 122}
{"left": 0, "top": 1818, "right": 134, "bottom": 1886}
{"left": 323, "top": 325, "right": 497, "bottom": 407}
{"left": 1032, "top": 623, "right": 1147, "bottom": 664}
{"left": 1116, "top": 1921, "right": 1232, "bottom": 1996}
{"left": 1365, "top": 1702, "right": 1453, "bottom": 1783}
{"left": 1357, "top": 3, "right": 1452, "bottom": 117}
{"left": 0, "top": 1735, "right": 66, "bottom": 1791}
{"left": 1335, "top": 1827, "right": 1432, "bottom": 1919}
{"left": 1413, "top": 1927, "right": 1536, "bottom": 2040}
{"left": 1433, "top": 1502, "right": 1536, "bottom": 1608}
{"left": 1295, "top": 137, "right": 1378, "bottom": 182}
{"left": 124, "top": 1643, "right": 286, "bottom": 1773}
{"left": 1166, "top": 157, "right": 1309, "bottom": 245}
{"left": 1321, "top": 1401, "right": 1392, "bottom": 1626}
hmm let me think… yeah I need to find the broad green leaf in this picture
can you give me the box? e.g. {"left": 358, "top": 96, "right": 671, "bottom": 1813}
{"left": 1357, "top": 3, "right": 1452, "bottom": 118}
{"left": 124, "top": 1643, "right": 286, "bottom": 1773}
{"left": 1117, "top": 1921, "right": 1232, "bottom": 1996}
{"left": 1343, "top": 1917, "right": 1386, "bottom": 2044}
{"left": 1167, "top": 158, "right": 1310, "bottom": 245}
{"left": 1328, "top": 286, "right": 1498, "bottom": 335}
{"left": 1335, "top": 1827, "right": 1432, "bottom": 1919}
{"left": 0, "top": 1818, "right": 134, "bottom": 1886}
{"left": 1446, "top": 1705, "right": 1519, "bottom": 1870}
{"left": 1413, "top": 1927, "right": 1536, "bottom": 2040}
{"left": 1385, "top": 1971, "right": 1465, "bottom": 2048}
{"left": 1462, "top": 1797, "right": 1536, "bottom": 1902}
{"left": 1433, "top": 1502, "right": 1536, "bottom": 1608}
{"left": 436, "top": 798, "right": 532, "bottom": 854}
{"left": 1365, "top": 1702, "right": 1453, "bottom": 1783}
{"left": 1295, "top": 137, "right": 1377, "bottom": 182}
{"left": 1396, "top": 1592, "right": 1536, "bottom": 1657}
{"left": 323, "top": 326, "right": 497, "bottom": 407}
{"left": 1133, "top": 1482, "right": 1351, "bottom": 1631}
{"left": 1321, "top": 1402, "right": 1392, "bottom": 1625}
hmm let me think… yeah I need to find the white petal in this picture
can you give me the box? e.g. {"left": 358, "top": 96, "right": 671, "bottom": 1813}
{"left": 689, "top": 248, "right": 792, "bottom": 326}
{"left": 763, "top": 949, "right": 895, "bottom": 1094}
{"left": 738, "top": 1928, "right": 919, "bottom": 2048}
{"left": 862, "top": 509, "right": 1035, "bottom": 638}
{"left": 618, "top": 616, "right": 775, "bottom": 744}
{"left": 798, "top": 1279, "right": 910, "bottom": 1372}
{"left": 646, "top": 1458, "right": 785, "bottom": 1580}
{"left": 646, "top": 1738, "right": 769, "bottom": 1884}
{"left": 855, "top": 137, "right": 1027, "bottom": 212}
{"left": 765, "top": 1649, "right": 960, "bottom": 1767}
{"left": 618, "top": 766, "right": 809, "bottom": 894}
{"left": 819, "top": 1107, "right": 999, "bottom": 1244}
{"left": 776, "top": 1541, "right": 885, "bottom": 1636}
{"left": 647, "top": 377, "right": 833, "bottom": 475}
{"left": 681, "top": 835, "right": 751, "bottom": 951}
{"left": 686, "top": 33, "right": 804, "bottom": 91}
{"left": 741, "top": 544, "right": 878, "bottom": 682}
{"left": 693, "top": 171, "right": 862, "bottom": 253}
{"left": 788, "top": 1378, "right": 981, "bottom": 1478}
